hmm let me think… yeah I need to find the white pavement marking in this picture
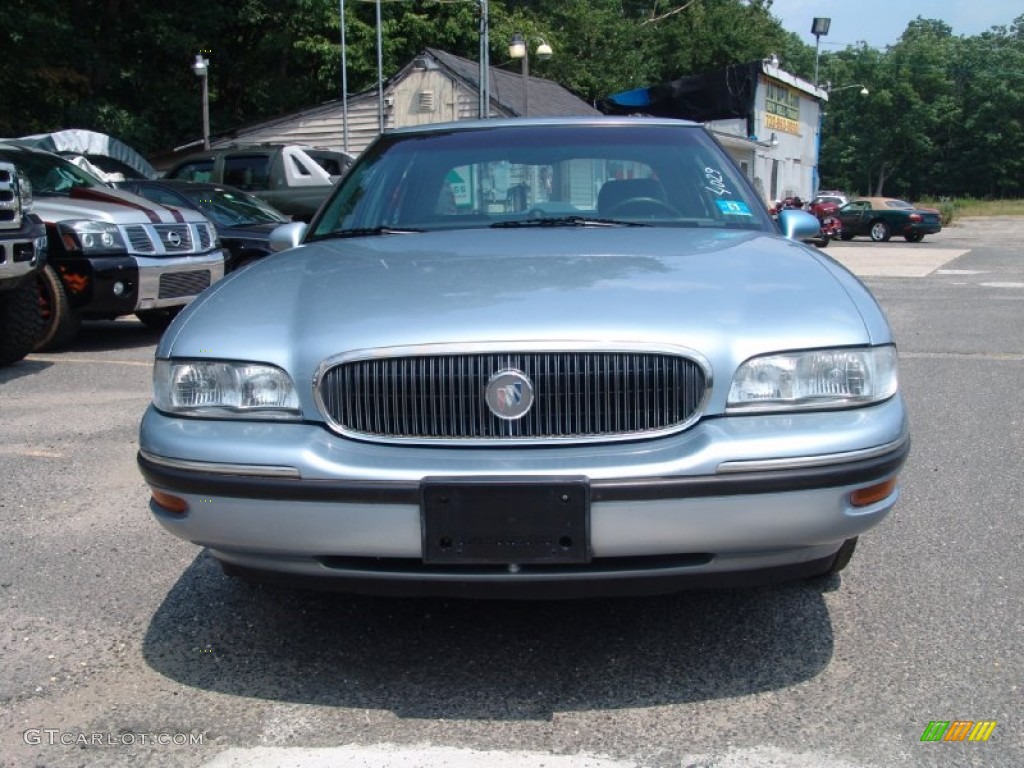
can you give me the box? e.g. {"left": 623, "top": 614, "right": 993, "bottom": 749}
{"left": 828, "top": 247, "right": 969, "bottom": 278}
{"left": 200, "top": 745, "right": 640, "bottom": 768}
{"left": 979, "top": 282, "right": 1024, "bottom": 289}
{"left": 199, "top": 744, "right": 871, "bottom": 768}
{"left": 26, "top": 355, "right": 152, "bottom": 367}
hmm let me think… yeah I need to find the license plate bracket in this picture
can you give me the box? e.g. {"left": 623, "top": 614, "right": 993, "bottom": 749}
{"left": 421, "top": 477, "right": 590, "bottom": 565}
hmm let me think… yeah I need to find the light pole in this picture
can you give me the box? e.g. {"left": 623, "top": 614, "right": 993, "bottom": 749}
{"left": 811, "top": 17, "right": 831, "bottom": 88}
{"left": 191, "top": 54, "right": 210, "bottom": 150}
{"left": 339, "top": 0, "right": 349, "bottom": 152}
{"left": 478, "top": 0, "right": 489, "bottom": 118}
{"left": 508, "top": 34, "right": 552, "bottom": 117}
{"left": 827, "top": 83, "right": 870, "bottom": 96}
{"left": 815, "top": 83, "right": 868, "bottom": 196}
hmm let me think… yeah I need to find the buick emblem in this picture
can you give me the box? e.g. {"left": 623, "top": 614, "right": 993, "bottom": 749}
{"left": 165, "top": 230, "right": 182, "bottom": 247}
{"left": 485, "top": 369, "right": 534, "bottom": 420}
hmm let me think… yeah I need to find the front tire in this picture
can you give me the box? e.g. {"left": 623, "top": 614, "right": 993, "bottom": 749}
{"left": 35, "top": 264, "right": 81, "bottom": 351}
{"left": 869, "top": 220, "right": 891, "bottom": 242}
{"left": 0, "top": 278, "right": 44, "bottom": 365}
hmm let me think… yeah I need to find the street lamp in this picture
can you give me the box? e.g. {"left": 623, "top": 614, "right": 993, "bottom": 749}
{"left": 508, "top": 34, "right": 552, "bottom": 117}
{"left": 827, "top": 83, "right": 870, "bottom": 96}
{"left": 811, "top": 17, "right": 830, "bottom": 88}
{"left": 191, "top": 53, "right": 210, "bottom": 150}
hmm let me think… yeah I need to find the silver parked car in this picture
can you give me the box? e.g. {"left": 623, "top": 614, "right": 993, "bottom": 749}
{"left": 138, "top": 117, "right": 909, "bottom": 598}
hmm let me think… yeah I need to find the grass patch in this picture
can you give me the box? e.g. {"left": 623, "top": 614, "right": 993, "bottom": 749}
{"left": 918, "top": 197, "right": 1024, "bottom": 226}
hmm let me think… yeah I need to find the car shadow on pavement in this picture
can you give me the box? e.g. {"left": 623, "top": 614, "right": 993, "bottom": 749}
{"left": 0, "top": 358, "right": 53, "bottom": 382}
{"left": 142, "top": 552, "right": 835, "bottom": 720}
{"left": 56, "top": 320, "right": 163, "bottom": 354}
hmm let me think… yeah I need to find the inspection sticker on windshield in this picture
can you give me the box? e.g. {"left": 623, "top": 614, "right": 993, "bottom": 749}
{"left": 716, "top": 200, "right": 752, "bottom": 216}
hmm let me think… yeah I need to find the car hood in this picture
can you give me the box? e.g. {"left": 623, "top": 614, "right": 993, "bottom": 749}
{"left": 218, "top": 221, "right": 280, "bottom": 240}
{"left": 33, "top": 186, "right": 209, "bottom": 225}
{"left": 163, "top": 227, "right": 889, "bottom": 410}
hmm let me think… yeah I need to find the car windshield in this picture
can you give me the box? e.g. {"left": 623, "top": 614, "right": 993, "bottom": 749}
{"left": 308, "top": 122, "right": 771, "bottom": 239}
{"left": 885, "top": 200, "right": 913, "bottom": 209}
{"left": 176, "top": 186, "right": 290, "bottom": 227}
{"left": 1, "top": 150, "right": 106, "bottom": 195}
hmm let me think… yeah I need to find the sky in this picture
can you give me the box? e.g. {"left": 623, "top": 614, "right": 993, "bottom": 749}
{"left": 768, "top": 0, "right": 1021, "bottom": 50}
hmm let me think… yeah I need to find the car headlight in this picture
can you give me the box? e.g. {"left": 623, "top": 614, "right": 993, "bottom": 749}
{"left": 17, "top": 170, "right": 33, "bottom": 213}
{"left": 727, "top": 345, "right": 898, "bottom": 412}
{"left": 57, "top": 220, "right": 127, "bottom": 253}
{"left": 154, "top": 360, "right": 301, "bottom": 419}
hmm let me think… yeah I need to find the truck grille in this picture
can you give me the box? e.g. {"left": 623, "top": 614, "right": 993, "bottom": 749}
{"left": 317, "top": 350, "right": 707, "bottom": 443}
{"left": 154, "top": 224, "right": 192, "bottom": 252}
{"left": 123, "top": 223, "right": 212, "bottom": 255}
{"left": 158, "top": 270, "right": 211, "bottom": 299}
{"left": 124, "top": 226, "right": 155, "bottom": 252}
{"left": 0, "top": 163, "right": 21, "bottom": 229}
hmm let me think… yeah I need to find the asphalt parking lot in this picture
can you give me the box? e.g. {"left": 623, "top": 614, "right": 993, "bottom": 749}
{"left": 1, "top": 218, "right": 1022, "bottom": 768}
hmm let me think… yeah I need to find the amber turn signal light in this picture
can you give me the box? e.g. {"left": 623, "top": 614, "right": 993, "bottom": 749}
{"left": 850, "top": 477, "right": 898, "bottom": 507}
{"left": 150, "top": 488, "right": 189, "bottom": 514}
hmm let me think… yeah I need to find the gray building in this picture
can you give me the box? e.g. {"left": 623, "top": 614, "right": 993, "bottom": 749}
{"left": 166, "top": 48, "right": 599, "bottom": 165}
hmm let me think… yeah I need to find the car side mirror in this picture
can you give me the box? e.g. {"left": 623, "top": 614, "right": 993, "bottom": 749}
{"left": 269, "top": 221, "right": 307, "bottom": 252}
{"left": 778, "top": 209, "right": 822, "bottom": 241}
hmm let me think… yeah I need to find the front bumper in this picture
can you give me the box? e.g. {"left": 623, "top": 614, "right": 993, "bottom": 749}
{"left": 138, "top": 398, "right": 909, "bottom": 596}
{"left": 70, "top": 250, "right": 227, "bottom": 317}
{"left": 136, "top": 251, "right": 226, "bottom": 310}
{"left": 0, "top": 216, "right": 47, "bottom": 289}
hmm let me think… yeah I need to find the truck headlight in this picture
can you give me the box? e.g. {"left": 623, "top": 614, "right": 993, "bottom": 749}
{"left": 727, "top": 345, "right": 898, "bottom": 412}
{"left": 154, "top": 359, "right": 301, "bottom": 419}
{"left": 57, "top": 220, "right": 127, "bottom": 254}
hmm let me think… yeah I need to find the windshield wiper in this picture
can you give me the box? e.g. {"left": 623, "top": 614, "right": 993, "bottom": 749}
{"left": 326, "top": 226, "right": 424, "bottom": 239}
{"left": 491, "top": 216, "right": 645, "bottom": 229}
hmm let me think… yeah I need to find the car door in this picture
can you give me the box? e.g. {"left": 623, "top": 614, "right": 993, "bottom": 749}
{"left": 838, "top": 201, "right": 870, "bottom": 234}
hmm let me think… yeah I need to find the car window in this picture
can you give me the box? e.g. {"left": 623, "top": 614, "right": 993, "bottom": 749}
{"left": 168, "top": 160, "right": 215, "bottom": 183}
{"left": 134, "top": 186, "right": 186, "bottom": 209}
{"left": 223, "top": 155, "right": 271, "bottom": 191}
{"left": 289, "top": 155, "right": 313, "bottom": 177}
{"left": 0, "top": 149, "right": 106, "bottom": 195}
{"left": 310, "top": 124, "right": 768, "bottom": 237}
{"left": 177, "top": 186, "right": 290, "bottom": 227}
{"left": 304, "top": 148, "right": 355, "bottom": 177}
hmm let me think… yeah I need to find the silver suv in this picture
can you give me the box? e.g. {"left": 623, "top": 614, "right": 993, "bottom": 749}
{"left": 0, "top": 144, "right": 225, "bottom": 350}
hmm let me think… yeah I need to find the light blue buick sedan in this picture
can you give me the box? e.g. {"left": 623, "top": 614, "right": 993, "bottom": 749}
{"left": 138, "top": 117, "right": 909, "bottom": 598}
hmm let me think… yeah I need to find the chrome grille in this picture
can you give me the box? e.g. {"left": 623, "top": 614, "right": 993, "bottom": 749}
{"left": 318, "top": 351, "right": 707, "bottom": 443}
{"left": 158, "top": 270, "right": 210, "bottom": 299}
{"left": 124, "top": 225, "right": 154, "bottom": 252}
{"left": 155, "top": 224, "right": 192, "bottom": 252}
{"left": 197, "top": 224, "right": 212, "bottom": 249}
{"left": 0, "top": 163, "right": 19, "bottom": 228}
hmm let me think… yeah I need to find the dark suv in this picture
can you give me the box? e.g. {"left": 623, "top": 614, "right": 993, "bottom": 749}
{"left": 162, "top": 145, "right": 353, "bottom": 222}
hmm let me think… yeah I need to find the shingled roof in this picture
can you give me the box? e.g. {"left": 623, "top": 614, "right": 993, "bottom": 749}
{"left": 423, "top": 48, "right": 599, "bottom": 117}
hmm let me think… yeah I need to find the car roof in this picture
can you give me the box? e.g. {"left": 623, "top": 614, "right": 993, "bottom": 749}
{"left": 851, "top": 197, "right": 911, "bottom": 207}
{"left": 388, "top": 116, "right": 702, "bottom": 137}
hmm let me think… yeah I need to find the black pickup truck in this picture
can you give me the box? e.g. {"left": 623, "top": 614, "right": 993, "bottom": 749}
{"left": 0, "top": 160, "right": 47, "bottom": 365}
{"left": 162, "top": 144, "right": 353, "bottom": 222}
